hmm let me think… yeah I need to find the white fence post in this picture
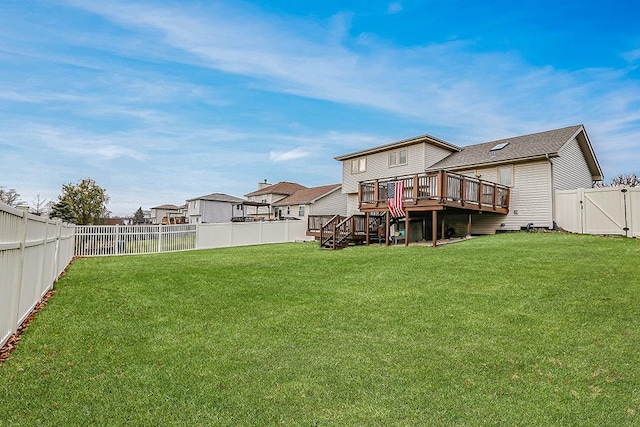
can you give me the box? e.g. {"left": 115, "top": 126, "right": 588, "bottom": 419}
{"left": 10, "top": 210, "right": 29, "bottom": 340}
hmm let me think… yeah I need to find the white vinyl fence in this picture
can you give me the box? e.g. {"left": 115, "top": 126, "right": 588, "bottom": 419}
{"left": 556, "top": 186, "right": 639, "bottom": 237}
{"left": 196, "top": 220, "right": 311, "bottom": 249}
{"left": 0, "top": 204, "right": 75, "bottom": 349}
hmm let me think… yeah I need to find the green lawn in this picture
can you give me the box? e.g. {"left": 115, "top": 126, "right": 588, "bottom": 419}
{"left": 1, "top": 233, "right": 639, "bottom": 426}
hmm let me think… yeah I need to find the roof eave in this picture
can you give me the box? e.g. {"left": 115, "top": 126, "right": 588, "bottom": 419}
{"left": 571, "top": 126, "right": 604, "bottom": 181}
{"left": 335, "top": 134, "right": 460, "bottom": 161}
{"left": 427, "top": 153, "right": 559, "bottom": 172}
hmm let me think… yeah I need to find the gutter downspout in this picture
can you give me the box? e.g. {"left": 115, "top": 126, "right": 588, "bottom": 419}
{"left": 547, "top": 153, "right": 556, "bottom": 229}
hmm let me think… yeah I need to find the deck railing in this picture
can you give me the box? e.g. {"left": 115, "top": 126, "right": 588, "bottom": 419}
{"left": 359, "top": 170, "right": 510, "bottom": 212}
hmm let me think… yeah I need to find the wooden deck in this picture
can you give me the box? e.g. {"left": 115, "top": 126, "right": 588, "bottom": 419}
{"left": 358, "top": 170, "right": 510, "bottom": 214}
{"left": 307, "top": 171, "right": 510, "bottom": 249}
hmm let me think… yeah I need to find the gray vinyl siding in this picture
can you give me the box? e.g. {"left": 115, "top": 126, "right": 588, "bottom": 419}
{"left": 471, "top": 161, "right": 553, "bottom": 234}
{"left": 551, "top": 137, "right": 593, "bottom": 190}
{"left": 346, "top": 194, "right": 360, "bottom": 216}
{"left": 310, "top": 189, "right": 348, "bottom": 216}
{"left": 341, "top": 142, "right": 454, "bottom": 195}
{"left": 200, "top": 201, "right": 234, "bottom": 223}
{"left": 424, "top": 144, "right": 455, "bottom": 168}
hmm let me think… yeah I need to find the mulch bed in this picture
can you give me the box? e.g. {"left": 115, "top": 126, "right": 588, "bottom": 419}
{"left": 0, "top": 259, "right": 75, "bottom": 364}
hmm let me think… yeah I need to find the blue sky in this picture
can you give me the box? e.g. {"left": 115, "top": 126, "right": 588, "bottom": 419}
{"left": 2, "top": 0, "right": 639, "bottom": 216}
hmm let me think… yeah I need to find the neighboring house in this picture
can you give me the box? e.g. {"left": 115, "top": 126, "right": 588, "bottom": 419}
{"left": 150, "top": 204, "right": 185, "bottom": 224}
{"left": 334, "top": 124, "right": 603, "bottom": 241}
{"left": 244, "top": 181, "right": 308, "bottom": 220}
{"left": 186, "top": 193, "right": 245, "bottom": 224}
{"left": 273, "top": 184, "right": 347, "bottom": 221}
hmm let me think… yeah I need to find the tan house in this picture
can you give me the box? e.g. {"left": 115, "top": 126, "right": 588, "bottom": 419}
{"left": 327, "top": 125, "right": 602, "bottom": 247}
{"left": 244, "top": 181, "right": 307, "bottom": 220}
{"left": 273, "top": 183, "right": 347, "bottom": 224}
{"left": 150, "top": 204, "right": 186, "bottom": 224}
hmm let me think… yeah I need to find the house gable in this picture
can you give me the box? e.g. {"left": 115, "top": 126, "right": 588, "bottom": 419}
{"left": 336, "top": 135, "right": 459, "bottom": 194}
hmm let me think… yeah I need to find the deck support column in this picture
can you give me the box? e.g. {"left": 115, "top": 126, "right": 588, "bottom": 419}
{"left": 365, "top": 212, "right": 370, "bottom": 246}
{"left": 441, "top": 213, "right": 446, "bottom": 240}
{"left": 467, "top": 213, "right": 472, "bottom": 237}
{"left": 432, "top": 211, "right": 438, "bottom": 247}
{"left": 385, "top": 211, "right": 390, "bottom": 246}
{"left": 404, "top": 212, "right": 409, "bottom": 246}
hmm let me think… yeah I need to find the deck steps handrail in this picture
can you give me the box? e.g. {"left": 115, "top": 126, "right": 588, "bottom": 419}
{"left": 320, "top": 214, "right": 372, "bottom": 249}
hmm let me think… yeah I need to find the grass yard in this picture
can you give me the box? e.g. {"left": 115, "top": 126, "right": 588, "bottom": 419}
{"left": 1, "top": 232, "right": 639, "bottom": 425}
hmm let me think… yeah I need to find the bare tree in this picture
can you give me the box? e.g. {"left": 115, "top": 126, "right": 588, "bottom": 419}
{"left": 610, "top": 172, "right": 639, "bottom": 187}
{"left": 31, "top": 194, "right": 48, "bottom": 215}
{"left": 0, "top": 186, "right": 22, "bottom": 206}
{"left": 595, "top": 173, "right": 639, "bottom": 188}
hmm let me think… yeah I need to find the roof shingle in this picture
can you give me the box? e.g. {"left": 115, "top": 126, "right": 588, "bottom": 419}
{"left": 428, "top": 125, "right": 584, "bottom": 170}
{"left": 186, "top": 193, "right": 245, "bottom": 203}
{"left": 245, "top": 181, "right": 307, "bottom": 197}
{"left": 273, "top": 184, "right": 341, "bottom": 206}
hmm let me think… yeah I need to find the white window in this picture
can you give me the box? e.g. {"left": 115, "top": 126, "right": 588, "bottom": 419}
{"left": 351, "top": 157, "right": 366, "bottom": 174}
{"left": 498, "top": 166, "right": 513, "bottom": 186}
{"left": 298, "top": 206, "right": 305, "bottom": 216}
{"left": 389, "top": 149, "right": 408, "bottom": 167}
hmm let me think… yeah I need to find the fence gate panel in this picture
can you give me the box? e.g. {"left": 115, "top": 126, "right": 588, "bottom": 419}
{"left": 556, "top": 186, "right": 636, "bottom": 237}
{"left": 555, "top": 190, "right": 582, "bottom": 233}
{"left": 582, "top": 188, "right": 628, "bottom": 235}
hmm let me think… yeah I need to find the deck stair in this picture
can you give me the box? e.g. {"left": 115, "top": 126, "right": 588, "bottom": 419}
{"left": 320, "top": 213, "right": 386, "bottom": 249}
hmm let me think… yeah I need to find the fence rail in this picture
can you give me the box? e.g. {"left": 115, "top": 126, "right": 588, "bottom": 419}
{"left": 0, "top": 203, "right": 75, "bottom": 349}
{"left": 75, "top": 224, "right": 197, "bottom": 256}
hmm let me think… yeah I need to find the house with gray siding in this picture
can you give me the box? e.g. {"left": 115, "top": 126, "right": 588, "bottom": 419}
{"left": 332, "top": 125, "right": 602, "bottom": 245}
{"left": 186, "top": 193, "right": 245, "bottom": 224}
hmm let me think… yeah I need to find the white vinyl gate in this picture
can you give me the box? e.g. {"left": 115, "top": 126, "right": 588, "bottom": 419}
{"left": 556, "top": 186, "right": 639, "bottom": 237}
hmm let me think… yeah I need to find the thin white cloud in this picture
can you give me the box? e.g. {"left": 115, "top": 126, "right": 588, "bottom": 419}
{"left": 62, "top": 1, "right": 638, "bottom": 137}
{"left": 36, "top": 126, "right": 148, "bottom": 161}
{"left": 269, "top": 147, "right": 311, "bottom": 162}
{"left": 623, "top": 49, "right": 640, "bottom": 63}
{"left": 387, "top": 2, "right": 403, "bottom": 14}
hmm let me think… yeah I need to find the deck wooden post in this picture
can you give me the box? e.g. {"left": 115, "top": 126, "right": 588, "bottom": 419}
{"left": 441, "top": 213, "right": 446, "bottom": 240}
{"left": 467, "top": 213, "right": 472, "bottom": 237}
{"left": 439, "top": 171, "right": 447, "bottom": 203}
{"left": 414, "top": 174, "right": 419, "bottom": 204}
{"left": 404, "top": 212, "right": 409, "bottom": 246}
{"left": 374, "top": 180, "right": 379, "bottom": 207}
{"left": 385, "top": 211, "right": 390, "bottom": 246}
{"left": 432, "top": 211, "right": 438, "bottom": 247}
{"left": 365, "top": 212, "right": 370, "bottom": 246}
{"left": 460, "top": 176, "right": 466, "bottom": 205}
